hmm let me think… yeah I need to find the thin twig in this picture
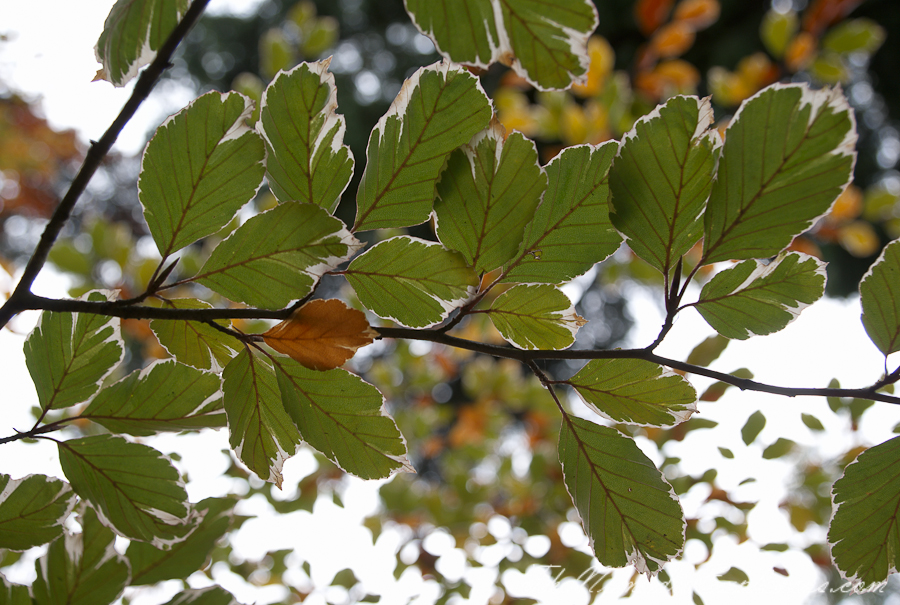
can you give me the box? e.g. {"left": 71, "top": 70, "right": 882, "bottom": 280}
{"left": 0, "top": 0, "right": 212, "bottom": 329}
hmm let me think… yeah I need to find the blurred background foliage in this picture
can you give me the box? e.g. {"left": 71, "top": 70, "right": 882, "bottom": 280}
{"left": 1, "top": 0, "right": 900, "bottom": 603}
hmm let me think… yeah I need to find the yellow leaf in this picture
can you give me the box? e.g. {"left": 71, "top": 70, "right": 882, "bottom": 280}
{"left": 263, "top": 299, "right": 377, "bottom": 371}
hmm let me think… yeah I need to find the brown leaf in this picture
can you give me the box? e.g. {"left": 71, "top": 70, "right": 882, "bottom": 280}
{"left": 263, "top": 299, "right": 377, "bottom": 371}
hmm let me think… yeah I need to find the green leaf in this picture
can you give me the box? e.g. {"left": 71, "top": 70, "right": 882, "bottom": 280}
{"left": 24, "top": 291, "right": 124, "bottom": 411}
{"left": 718, "top": 447, "right": 734, "bottom": 459}
{"left": 95, "top": 0, "right": 188, "bottom": 87}
{"left": 82, "top": 360, "right": 224, "bottom": 436}
{"left": 32, "top": 506, "right": 130, "bottom": 605}
{"left": 694, "top": 252, "right": 826, "bottom": 340}
{"left": 0, "top": 474, "right": 76, "bottom": 551}
{"left": 128, "top": 497, "right": 235, "bottom": 585}
{"left": 801, "top": 413, "right": 825, "bottom": 431}
{"left": 762, "top": 438, "right": 795, "bottom": 459}
{"left": 558, "top": 415, "right": 684, "bottom": 574}
{"left": 151, "top": 298, "right": 239, "bottom": 371}
{"left": 58, "top": 435, "right": 196, "bottom": 547}
{"left": 353, "top": 61, "right": 491, "bottom": 230}
{"left": 222, "top": 348, "right": 302, "bottom": 487}
{"left": 258, "top": 60, "right": 354, "bottom": 212}
{"left": 760, "top": 10, "right": 797, "bottom": 59}
{"left": 741, "top": 410, "right": 766, "bottom": 445}
{"left": 703, "top": 83, "right": 856, "bottom": 263}
{"left": 685, "top": 334, "right": 729, "bottom": 367}
{"left": 434, "top": 123, "right": 546, "bottom": 273}
{"left": 829, "top": 436, "right": 900, "bottom": 584}
{"left": 161, "top": 586, "right": 238, "bottom": 605}
{"left": 823, "top": 18, "right": 885, "bottom": 55}
{"left": 139, "top": 91, "right": 266, "bottom": 257}
{"left": 609, "top": 96, "right": 718, "bottom": 276}
{"left": 404, "top": 0, "right": 598, "bottom": 90}
{"left": 0, "top": 576, "right": 30, "bottom": 605}
{"left": 488, "top": 284, "right": 584, "bottom": 350}
{"left": 761, "top": 542, "right": 789, "bottom": 552}
{"left": 568, "top": 359, "right": 697, "bottom": 427}
{"left": 346, "top": 236, "right": 478, "bottom": 328}
{"left": 502, "top": 142, "right": 622, "bottom": 284}
{"left": 272, "top": 358, "right": 413, "bottom": 479}
{"left": 860, "top": 240, "right": 900, "bottom": 356}
{"left": 197, "top": 202, "right": 361, "bottom": 309}
{"left": 717, "top": 566, "right": 749, "bottom": 584}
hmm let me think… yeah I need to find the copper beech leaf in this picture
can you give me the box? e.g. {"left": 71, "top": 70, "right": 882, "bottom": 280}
{"left": 558, "top": 415, "right": 685, "bottom": 575}
{"left": 263, "top": 299, "right": 377, "bottom": 371}
{"left": 567, "top": 359, "right": 697, "bottom": 427}
{"left": 829, "top": 436, "right": 900, "bottom": 585}
{"left": 609, "top": 95, "right": 718, "bottom": 276}
{"left": 702, "top": 83, "right": 856, "bottom": 263}
{"left": 0, "top": 474, "right": 77, "bottom": 551}
{"left": 139, "top": 91, "right": 266, "bottom": 257}
{"left": 95, "top": 0, "right": 189, "bottom": 87}
{"left": 434, "top": 120, "right": 546, "bottom": 274}
{"left": 354, "top": 61, "right": 491, "bottom": 230}
{"left": 222, "top": 348, "right": 302, "bottom": 487}
{"left": 404, "top": 0, "right": 598, "bottom": 90}
{"left": 258, "top": 59, "right": 354, "bottom": 212}
{"left": 502, "top": 142, "right": 621, "bottom": 284}
{"left": 860, "top": 240, "right": 900, "bottom": 356}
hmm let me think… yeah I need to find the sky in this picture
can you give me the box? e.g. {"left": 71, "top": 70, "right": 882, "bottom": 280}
{"left": 2, "top": 1, "right": 900, "bottom": 604}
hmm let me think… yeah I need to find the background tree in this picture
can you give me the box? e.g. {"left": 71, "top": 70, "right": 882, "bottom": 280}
{"left": 1, "top": 1, "right": 900, "bottom": 604}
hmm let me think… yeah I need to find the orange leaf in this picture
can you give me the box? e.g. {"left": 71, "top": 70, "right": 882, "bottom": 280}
{"left": 263, "top": 299, "right": 377, "bottom": 371}
{"left": 786, "top": 32, "right": 818, "bottom": 72}
{"left": 802, "top": 0, "right": 864, "bottom": 36}
{"left": 652, "top": 21, "right": 696, "bottom": 58}
{"left": 673, "top": 0, "right": 720, "bottom": 30}
{"left": 635, "top": 0, "right": 675, "bottom": 36}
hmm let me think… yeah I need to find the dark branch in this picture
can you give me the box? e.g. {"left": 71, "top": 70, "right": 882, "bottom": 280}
{"left": 0, "top": 0, "right": 212, "bottom": 329}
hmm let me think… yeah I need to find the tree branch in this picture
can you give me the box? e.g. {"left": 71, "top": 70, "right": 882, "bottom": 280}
{"left": 0, "top": 0, "right": 212, "bottom": 330}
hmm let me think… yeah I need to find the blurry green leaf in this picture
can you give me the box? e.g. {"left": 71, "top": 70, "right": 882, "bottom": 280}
{"left": 760, "top": 10, "right": 798, "bottom": 58}
{"left": 558, "top": 416, "right": 684, "bottom": 574}
{"left": 830, "top": 437, "right": 900, "bottom": 584}
{"left": 717, "top": 566, "right": 749, "bottom": 583}
{"left": 503, "top": 142, "right": 621, "bottom": 284}
{"left": 0, "top": 577, "right": 30, "bottom": 605}
{"left": 404, "top": 0, "right": 597, "bottom": 90}
{"left": 699, "top": 368, "right": 754, "bottom": 402}
{"left": 810, "top": 53, "right": 848, "bottom": 85}
{"left": 139, "top": 91, "right": 266, "bottom": 257}
{"left": 197, "top": 202, "right": 361, "bottom": 308}
{"left": 161, "top": 586, "right": 238, "bottom": 605}
{"left": 488, "top": 284, "right": 584, "bottom": 350}
{"left": 692, "top": 592, "right": 705, "bottom": 605}
{"left": 686, "top": 334, "right": 729, "bottom": 367}
{"left": 860, "top": 240, "right": 900, "bottom": 356}
{"left": 151, "top": 299, "right": 239, "bottom": 371}
{"left": 24, "top": 291, "right": 123, "bottom": 411}
{"left": 222, "top": 349, "right": 302, "bottom": 487}
{"left": 32, "top": 506, "right": 130, "bottom": 605}
{"left": 258, "top": 60, "right": 354, "bottom": 212}
{"left": 568, "top": 359, "right": 697, "bottom": 427}
{"left": 823, "top": 18, "right": 885, "bottom": 54}
{"left": 703, "top": 84, "right": 855, "bottom": 263}
{"left": 695, "top": 252, "right": 826, "bottom": 340}
{"left": 0, "top": 474, "right": 76, "bottom": 551}
{"left": 47, "top": 241, "right": 92, "bottom": 276}
{"left": 82, "top": 360, "right": 224, "bottom": 435}
{"left": 58, "top": 435, "right": 197, "bottom": 547}
{"left": 128, "top": 497, "right": 236, "bottom": 585}
{"left": 302, "top": 17, "right": 339, "bottom": 57}
{"left": 260, "top": 28, "right": 294, "bottom": 80}
{"left": 741, "top": 410, "right": 766, "bottom": 445}
{"left": 761, "top": 542, "right": 789, "bottom": 552}
{"left": 827, "top": 378, "right": 843, "bottom": 413}
{"left": 435, "top": 123, "right": 546, "bottom": 273}
{"left": 347, "top": 236, "right": 478, "bottom": 328}
{"left": 95, "top": 0, "right": 188, "bottom": 87}
{"left": 273, "top": 358, "right": 413, "bottom": 479}
{"left": 762, "top": 438, "right": 795, "bottom": 460}
{"left": 610, "top": 95, "right": 717, "bottom": 276}
{"left": 354, "top": 61, "right": 491, "bottom": 230}
{"left": 718, "top": 448, "right": 734, "bottom": 459}
{"left": 850, "top": 398, "right": 875, "bottom": 428}
{"left": 801, "top": 413, "right": 825, "bottom": 432}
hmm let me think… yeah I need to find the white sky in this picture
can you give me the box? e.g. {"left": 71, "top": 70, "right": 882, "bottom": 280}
{"left": 2, "top": 2, "right": 900, "bottom": 604}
